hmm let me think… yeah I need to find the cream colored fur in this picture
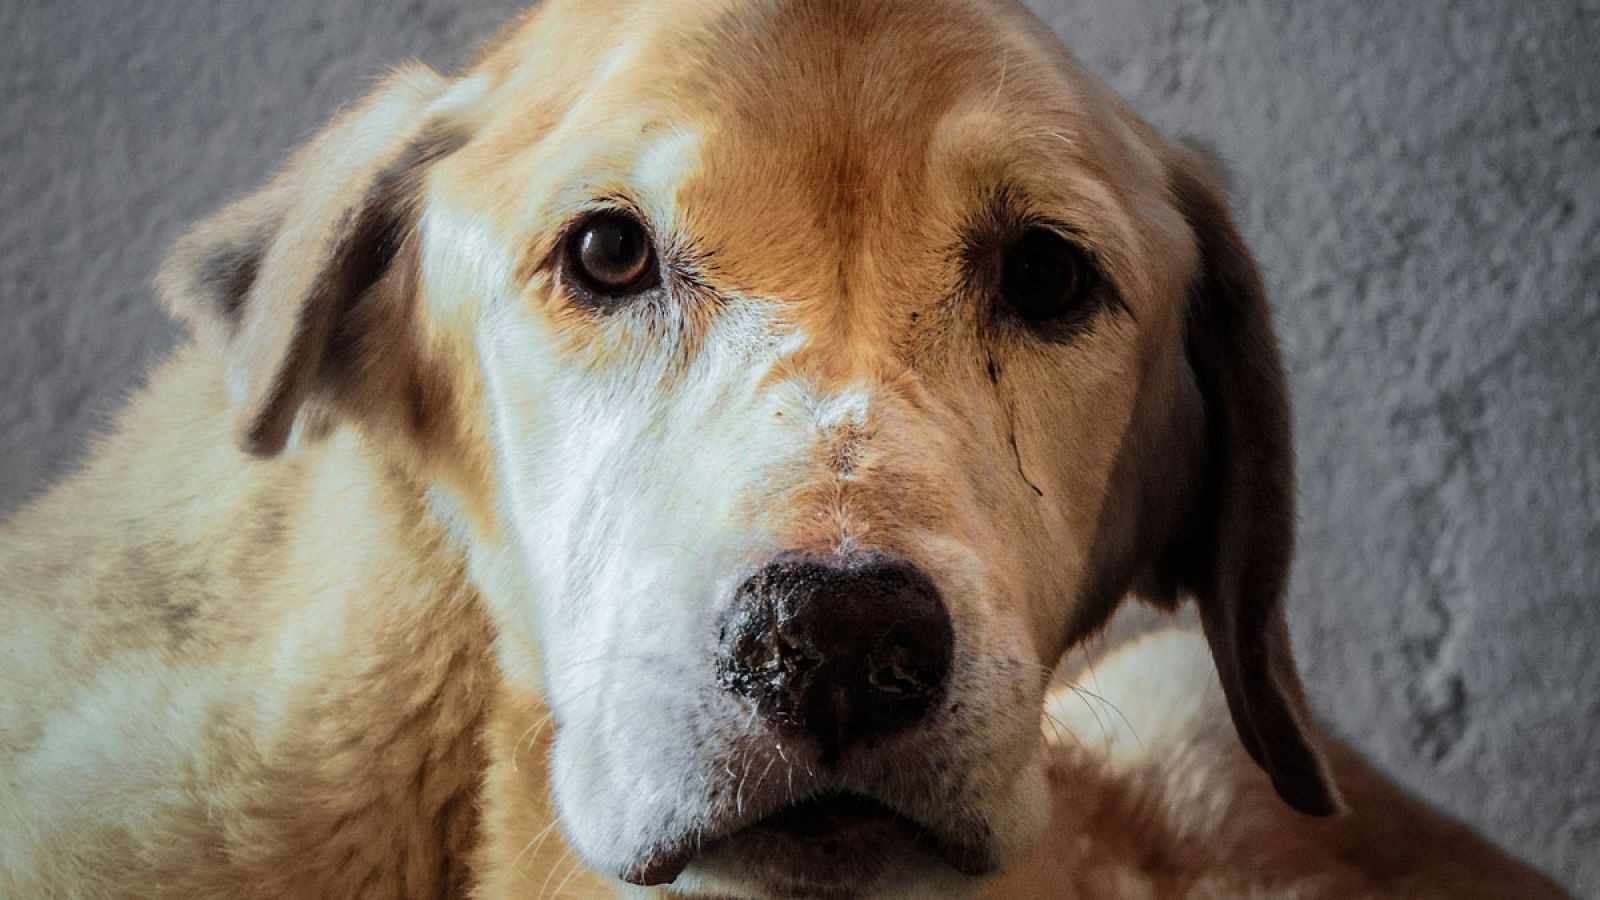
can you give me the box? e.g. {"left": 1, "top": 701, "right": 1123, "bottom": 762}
{"left": 0, "top": 351, "right": 492, "bottom": 897}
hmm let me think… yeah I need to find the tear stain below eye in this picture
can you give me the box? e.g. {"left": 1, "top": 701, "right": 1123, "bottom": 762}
{"left": 987, "top": 353, "right": 1044, "bottom": 498}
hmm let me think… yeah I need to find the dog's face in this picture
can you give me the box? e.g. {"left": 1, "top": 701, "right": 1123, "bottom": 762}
{"left": 160, "top": 0, "right": 1339, "bottom": 896}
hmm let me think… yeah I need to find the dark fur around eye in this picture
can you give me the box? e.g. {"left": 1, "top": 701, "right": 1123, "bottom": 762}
{"left": 999, "top": 227, "right": 1098, "bottom": 323}
{"left": 960, "top": 196, "right": 1122, "bottom": 343}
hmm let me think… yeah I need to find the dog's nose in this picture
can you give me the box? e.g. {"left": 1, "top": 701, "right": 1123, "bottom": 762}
{"left": 716, "top": 553, "right": 953, "bottom": 761}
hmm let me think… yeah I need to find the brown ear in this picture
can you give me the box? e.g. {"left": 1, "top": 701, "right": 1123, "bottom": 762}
{"left": 1165, "top": 147, "right": 1343, "bottom": 817}
{"left": 158, "top": 66, "right": 465, "bottom": 457}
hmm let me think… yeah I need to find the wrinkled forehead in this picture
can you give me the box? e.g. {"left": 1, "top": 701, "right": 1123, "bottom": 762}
{"left": 460, "top": 0, "right": 1182, "bottom": 308}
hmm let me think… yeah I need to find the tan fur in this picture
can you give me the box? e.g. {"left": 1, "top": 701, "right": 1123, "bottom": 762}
{"left": 0, "top": 352, "right": 493, "bottom": 897}
{"left": 0, "top": 1, "right": 1566, "bottom": 897}
{"left": 978, "top": 631, "right": 1570, "bottom": 900}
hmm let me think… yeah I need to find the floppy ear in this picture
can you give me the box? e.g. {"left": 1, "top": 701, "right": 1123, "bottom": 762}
{"left": 158, "top": 66, "right": 467, "bottom": 458}
{"left": 1164, "top": 147, "right": 1343, "bottom": 817}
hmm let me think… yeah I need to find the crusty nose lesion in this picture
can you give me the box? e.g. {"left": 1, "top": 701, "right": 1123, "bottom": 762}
{"left": 715, "top": 551, "right": 955, "bottom": 765}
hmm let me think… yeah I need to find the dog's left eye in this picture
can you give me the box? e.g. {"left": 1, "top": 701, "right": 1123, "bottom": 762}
{"left": 566, "top": 211, "right": 660, "bottom": 299}
{"left": 999, "top": 228, "right": 1098, "bottom": 323}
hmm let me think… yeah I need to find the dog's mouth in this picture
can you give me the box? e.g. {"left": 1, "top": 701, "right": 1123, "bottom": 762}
{"left": 625, "top": 791, "right": 994, "bottom": 895}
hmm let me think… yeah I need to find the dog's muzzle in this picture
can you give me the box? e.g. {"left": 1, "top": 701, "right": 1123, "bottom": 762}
{"left": 624, "top": 552, "right": 988, "bottom": 890}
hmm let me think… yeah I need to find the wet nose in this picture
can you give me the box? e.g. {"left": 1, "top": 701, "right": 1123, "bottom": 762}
{"left": 716, "top": 552, "right": 954, "bottom": 761}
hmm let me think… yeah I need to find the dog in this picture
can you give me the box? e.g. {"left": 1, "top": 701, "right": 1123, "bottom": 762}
{"left": 0, "top": 0, "right": 1571, "bottom": 897}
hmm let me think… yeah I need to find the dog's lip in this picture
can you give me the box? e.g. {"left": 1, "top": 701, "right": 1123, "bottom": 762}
{"left": 620, "top": 791, "right": 995, "bottom": 887}
{"left": 622, "top": 848, "right": 695, "bottom": 887}
{"left": 753, "top": 791, "right": 996, "bottom": 875}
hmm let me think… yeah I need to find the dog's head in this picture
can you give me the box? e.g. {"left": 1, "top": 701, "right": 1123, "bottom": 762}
{"left": 160, "top": 0, "right": 1339, "bottom": 895}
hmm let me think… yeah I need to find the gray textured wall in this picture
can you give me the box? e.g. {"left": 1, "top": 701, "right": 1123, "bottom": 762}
{"left": 2, "top": 1, "right": 1596, "bottom": 895}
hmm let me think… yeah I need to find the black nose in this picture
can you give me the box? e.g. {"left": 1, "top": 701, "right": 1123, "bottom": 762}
{"left": 716, "top": 553, "right": 954, "bottom": 761}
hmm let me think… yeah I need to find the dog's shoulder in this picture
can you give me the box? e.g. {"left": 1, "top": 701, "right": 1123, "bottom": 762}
{"left": 0, "top": 346, "right": 289, "bottom": 895}
{"left": 982, "top": 628, "right": 1571, "bottom": 899}
{"left": 0, "top": 342, "right": 493, "bottom": 898}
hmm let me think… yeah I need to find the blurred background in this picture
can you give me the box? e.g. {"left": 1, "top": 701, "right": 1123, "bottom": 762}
{"left": 1, "top": 0, "right": 1595, "bottom": 894}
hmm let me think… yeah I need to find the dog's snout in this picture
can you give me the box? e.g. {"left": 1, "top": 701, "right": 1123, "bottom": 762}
{"left": 716, "top": 553, "right": 954, "bottom": 760}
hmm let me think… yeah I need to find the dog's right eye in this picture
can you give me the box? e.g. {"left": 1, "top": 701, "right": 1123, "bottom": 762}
{"left": 566, "top": 211, "right": 660, "bottom": 300}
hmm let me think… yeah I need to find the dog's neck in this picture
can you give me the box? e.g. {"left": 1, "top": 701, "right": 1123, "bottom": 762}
{"left": 184, "top": 345, "right": 611, "bottom": 896}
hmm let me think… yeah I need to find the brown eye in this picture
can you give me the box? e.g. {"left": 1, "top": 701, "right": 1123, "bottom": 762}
{"left": 1000, "top": 228, "right": 1097, "bottom": 322}
{"left": 568, "top": 211, "right": 659, "bottom": 298}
